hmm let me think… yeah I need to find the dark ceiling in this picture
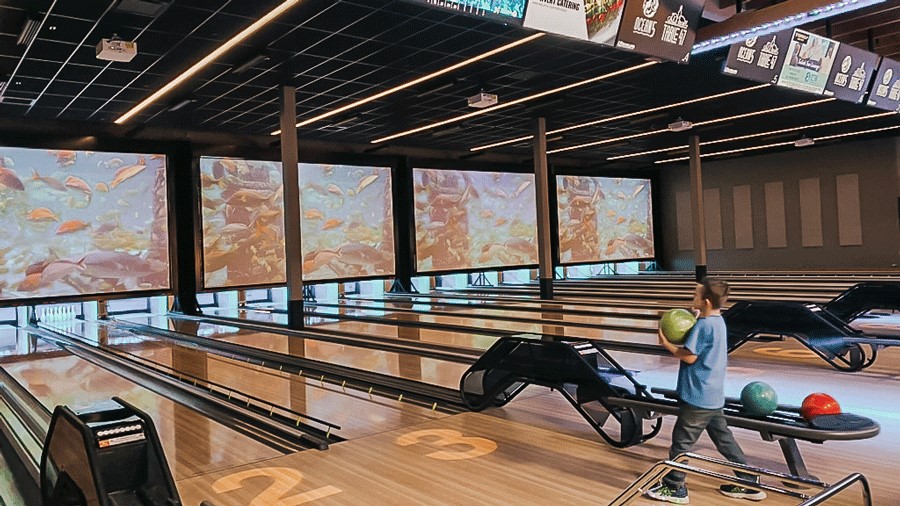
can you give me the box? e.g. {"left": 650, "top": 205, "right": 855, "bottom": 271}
{"left": 0, "top": 0, "right": 898, "bottom": 166}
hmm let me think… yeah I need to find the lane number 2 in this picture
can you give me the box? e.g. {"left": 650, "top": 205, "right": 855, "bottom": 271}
{"left": 212, "top": 467, "right": 341, "bottom": 505}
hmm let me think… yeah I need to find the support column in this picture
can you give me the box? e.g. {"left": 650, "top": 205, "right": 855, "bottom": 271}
{"left": 170, "top": 142, "right": 199, "bottom": 314}
{"left": 688, "top": 135, "right": 707, "bottom": 282}
{"left": 533, "top": 118, "right": 554, "bottom": 299}
{"left": 390, "top": 157, "right": 417, "bottom": 293}
{"left": 280, "top": 85, "right": 304, "bottom": 328}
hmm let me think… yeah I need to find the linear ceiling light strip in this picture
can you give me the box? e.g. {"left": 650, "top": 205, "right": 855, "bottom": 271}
{"left": 655, "top": 124, "right": 900, "bottom": 164}
{"left": 115, "top": 0, "right": 301, "bottom": 125}
{"left": 470, "top": 83, "right": 771, "bottom": 152}
{"left": 551, "top": 97, "right": 835, "bottom": 155}
{"left": 370, "top": 61, "right": 658, "bottom": 144}
{"left": 607, "top": 112, "right": 896, "bottom": 160}
{"left": 269, "top": 32, "right": 547, "bottom": 135}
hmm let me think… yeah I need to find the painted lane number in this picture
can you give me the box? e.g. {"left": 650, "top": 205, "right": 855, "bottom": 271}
{"left": 212, "top": 467, "right": 341, "bottom": 505}
{"left": 395, "top": 429, "right": 497, "bottom": 461}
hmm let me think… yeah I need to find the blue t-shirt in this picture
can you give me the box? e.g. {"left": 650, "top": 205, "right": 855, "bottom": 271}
{"left": 676, "top": 315, "right": 727, "bottom": 409}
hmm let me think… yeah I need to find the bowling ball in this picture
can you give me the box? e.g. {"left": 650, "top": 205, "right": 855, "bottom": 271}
{"left": 740, "top": 381, "right": 778, "bottom": 416}
{"left": 659, "top": 309, "right": 697, "bottom": 345}
{"left": 800, "top": 393, "right": 841, "bottom": 422}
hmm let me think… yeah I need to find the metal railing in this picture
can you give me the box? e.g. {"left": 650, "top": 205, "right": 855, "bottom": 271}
{"left": 609, "top": 452, "right": 872, "bottom": 506}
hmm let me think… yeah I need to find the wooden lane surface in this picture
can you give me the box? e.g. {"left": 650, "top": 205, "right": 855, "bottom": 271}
{"left": 57, "top": 320, "right": 449, "bottom": 440}
{"left": 125, "top": 315, "right": 469, "bottom": 390}
{"left": 1, "top": 344, "right": 283, "bottom": 480}
{"left": 175, "top": 409, "right": 863, "bottom": 505}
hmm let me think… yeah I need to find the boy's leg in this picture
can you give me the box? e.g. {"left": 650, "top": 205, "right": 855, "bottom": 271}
{"left": 662, "top": 407, "right": 715, "bottom": 488}
{"left": 705, "top": 412, "right": 756, "bottom": 482}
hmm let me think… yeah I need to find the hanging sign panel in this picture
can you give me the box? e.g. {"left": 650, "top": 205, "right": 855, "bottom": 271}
{"left": 823, "top": 44, "right": 879, "bottom": 104}
{"left": 405, "top": 0, "right": 527, "bottom": 23}
{"left": 866, "top": 57, "right": 900, "bottom": 112}
{"left": 614, "top": 0, "right": 705, "bottom": 62}
{"left": 722, "top": 30, "right": 792, "bottom": 85}
{"left": 776, "top": 29, "right": 840, "bottom": 95}
{"left": 523, "top": 0, "right": 625, "bottom": 46}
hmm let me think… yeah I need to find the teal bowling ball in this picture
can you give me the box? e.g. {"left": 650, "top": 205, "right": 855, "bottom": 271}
{"left": 741, "top": 381, "right": 779, "bottom": 416}
{"left": 659, "top": 309, "right": 697, "bottom": 345}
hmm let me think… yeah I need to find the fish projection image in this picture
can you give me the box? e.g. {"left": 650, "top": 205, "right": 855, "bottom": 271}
{"left": 200, "top": 157, "right": 286, "bottom": 289}
{"left": 0, "top": 148, "right": 170, "bottom": 299}
{"left": 300, "top": 164, "right": 395, "bottom": 281}
{"left": 557, "top": 175, "right": 655, "bottom": 264}
{"left": 414, "top": 169, "right": 538, "bottom": 272}
{"left": 201, "top": 158, "right": 395, "bottom": 286}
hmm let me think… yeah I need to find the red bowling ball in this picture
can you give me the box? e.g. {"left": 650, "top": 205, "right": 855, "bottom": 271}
{"left": 800, "top": 393, "right": 842, "bottom": 422}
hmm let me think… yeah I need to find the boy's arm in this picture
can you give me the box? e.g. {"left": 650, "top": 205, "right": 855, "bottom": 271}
{"left": 658, "top": 328, "right": 699, "bottom": 364}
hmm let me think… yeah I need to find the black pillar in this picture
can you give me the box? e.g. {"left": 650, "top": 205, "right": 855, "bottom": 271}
{"left": 390, "top": 157, "right": 417, "bottom": 293}
{"left": 170, "top": 141, "right": 199, "bottom": 314}
{"left": 280, "top": 85, "right": 304, "bottom": 328}
{"left": 688, "top": 135, "right": 707, "bottom": 282}
{"left": 533, "top": 118, "right": 554, "bottom": 299}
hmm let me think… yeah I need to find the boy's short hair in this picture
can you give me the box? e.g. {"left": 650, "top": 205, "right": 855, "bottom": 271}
{"left": 700, "top": 278, "right": 729, "bottom": 309}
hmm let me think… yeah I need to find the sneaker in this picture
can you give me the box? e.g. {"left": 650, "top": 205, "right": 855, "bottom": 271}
{"left": 719, "top": 484, "right": 767, "bottom": 501}
{"left": 645, "top": 484, "right": 690, "bottom": 504}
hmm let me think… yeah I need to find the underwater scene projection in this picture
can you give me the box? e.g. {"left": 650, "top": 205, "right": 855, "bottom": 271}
{"left": 414, "top": 168, "right": 538, "bottom": 273}
{"left": 200, "top": 157, "right": 286, "bottom": 289}
{"left": 0, "top": 148, "right": 170, "bottom": 299}
{"left": 299, "top": 164, "right": 395, "bottom": 281}
{"left": 200, "top": 158, "right": 394, "bottom": 286}
{"left": 557, "top": 175, "right": 655, "bottom": 264}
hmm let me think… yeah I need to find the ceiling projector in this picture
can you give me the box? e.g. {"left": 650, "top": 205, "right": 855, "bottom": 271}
{"left": 468, "top": 92, "right": 498, "bottom": 109}
{"left": 97, "top": 38, "right": 137, "bottom": 63}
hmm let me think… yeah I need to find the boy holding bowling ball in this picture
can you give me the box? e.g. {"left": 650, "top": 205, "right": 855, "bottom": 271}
{"left": 646, "top": 279, "right": 767, "bottom": 504}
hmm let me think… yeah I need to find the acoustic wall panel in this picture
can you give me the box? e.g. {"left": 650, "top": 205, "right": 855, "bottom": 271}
{"left": 799, "top": 177, "right": 823, "bottom": 247}
{"left": 703, "top": 188, "right": 723, "bottom": 250}
{"left": 835, "top": 173, "right": 863, "bottom": 246}
{"left": 765, "top": 181, "right": 787, "bottom": 248}
{"left": 675, "top": 190, "right": 693, "bottom": 251}
{"left": 732, "top": 185, "right": 754, "bottom": 249}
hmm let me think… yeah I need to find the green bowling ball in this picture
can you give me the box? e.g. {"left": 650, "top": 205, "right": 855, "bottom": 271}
{"left": 741, "top": 381, "right": 779, "bottom": 416}
{"left": 659, "top": 308, "right": 697, "bottom": 345}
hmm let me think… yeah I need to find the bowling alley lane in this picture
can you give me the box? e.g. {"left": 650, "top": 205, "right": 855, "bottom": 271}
{"left": 327, "top": 297, "right": 660, "bottom": 331}
{"left": 117, "top": 315, "right": 468, "bottom": 390}
{"left": 0, "top": 327, "right": 283, "bottom": 480}
{"left": 41, "top": 320, "right": 448, "bottom": 439}
{"left": 343, "top": 293, "right": 664, "bottom": 319}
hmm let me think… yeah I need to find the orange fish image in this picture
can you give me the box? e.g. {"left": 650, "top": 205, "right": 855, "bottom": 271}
{"left": 616, "top": 216, "right": 626, "bottom": 224}
{"left": 327, "top": 184, "right": 344, "bottom": 196}
{"left": 322, "top": 218, "right": 343, "bottom": 231}
{"left": 607, "top": 210, "right": 616, "bottom": 217}
{"left": 31, "top": 170, "right": 67, "bottom": 192}
{"left": 27, "top": 208, "right": 60, "bottom": 222}
{"left": 56, "top": 220, "right": 90, "bottom": 235}
{"left": 52, "top": 150, "right": 77, "bottom": 167}
{"left": 495, "top": 218, "right": 508, "bottom": 226}
{"left": 226, "top": 189, "right": 276, "bottom": 207}
{"left": 95, "top": 182, "right": 109, "bottom": 193}
{"left": 304, "top": 209, "right": 324, "bottom": 220}
{"left": 18, "top": 273, "right": 42, "bottom": 292}
{"left": 480, "top": 209, "right": 494, "bottom": 219}
{"left": 0, "top": 167, "right": 24, "bottom": 191}
{"left": 109, "top": 158, "right": 146, "bottom": 189}
{"left": 65, "top": 176, "right": 91, "bottom": 194}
